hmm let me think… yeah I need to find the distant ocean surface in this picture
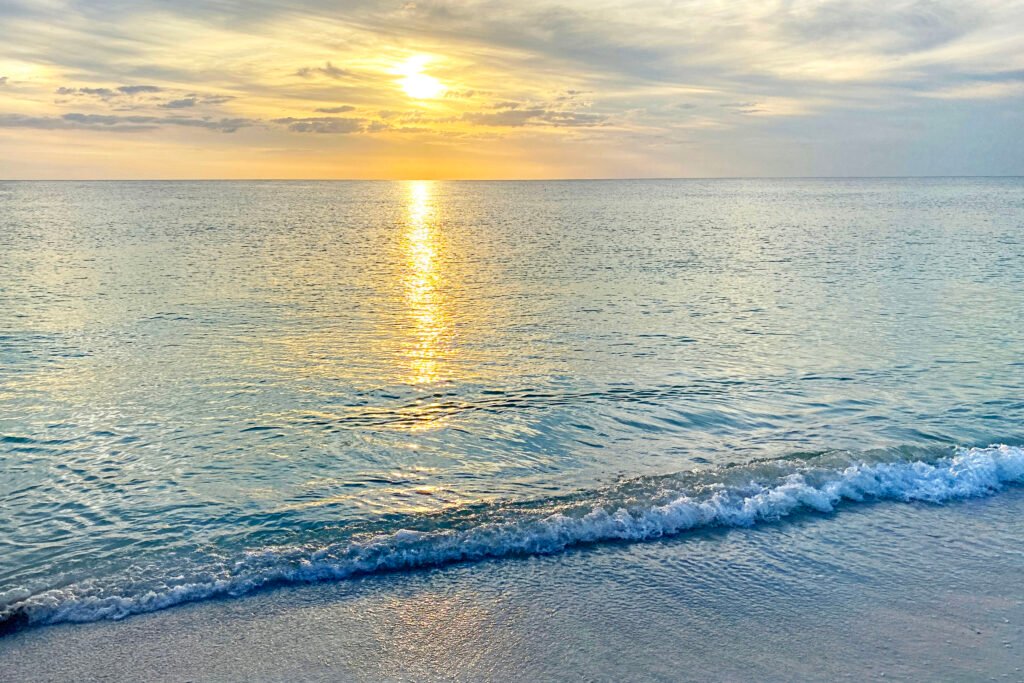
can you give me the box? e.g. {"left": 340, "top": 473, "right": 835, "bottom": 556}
{"left": 2, "top": 178, "right": 1023, "bottom": 632}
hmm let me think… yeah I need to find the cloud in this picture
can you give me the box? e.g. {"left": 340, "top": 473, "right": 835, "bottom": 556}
{"left": 55, "top": 84, "right": 163, "bottom": 100}
{"left": 444, "top": 89, "right": 476, "bottom": 99}
{"left": 0, "top": 112, "right": 161, "bottom": 131}
{"left": 720, "top": 102, "right": 764, "bottom": 115}
{"left": 542, "top": 110, "right": 607, "bottom": 127}
{"left": 0, "top": 113, "right": 124, "bottom": 130}
{"left": 159, "top": 116, "right": 253, "bottom": 132}
{"left": 917, "top": 69, "right": 1024, "bottom": 100}
{"left": 969, "top": 69, "right": 1024, "bottom": 83}
{"left": 162, "top": 97, "right": 198, "bottom": 108}
{"left": 54, "top": 85, "right": 235, "bottom": 111}
{"left": 924, "top": 82, "right": 1024, "bottom": 100}
{"left": 0, "top": 112, "right": 254, "bottom": 133}
{"left": 0, "top": 77, "right": 8, "bottom": 86}
{"left": 272, "top": 116, "right": 364, "bottom": 133}
{"left": 2, "top": 0, "right": 1023, "bottom": 177}
{"left": 118, "top": 84, "right": 162, "bottom": 94}
{"left": 463, "top": 108, "right": 607, "bottom": 127}
{"left": 775, "top": 0, "right": 980, "bottom": 55}
{"left": 56, "top": 86, "right": 114, "bottom": 97}
{"left": 463, "top": 108, "right": 543, "bottom": 126}
{"left": 554, "top": 89, "right": 588, "bottom": 102}
{"left": 295, "top": 62, "right": 352, "bottom": 80}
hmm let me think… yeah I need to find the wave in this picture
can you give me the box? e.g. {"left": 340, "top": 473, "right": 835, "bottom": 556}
{"left": 2, "top": 444, "right": 1023, "bottom": 635}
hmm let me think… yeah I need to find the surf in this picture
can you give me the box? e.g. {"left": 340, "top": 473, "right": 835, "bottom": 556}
{"left": 2, "top": 443, "right": 1022, "bottom": 635}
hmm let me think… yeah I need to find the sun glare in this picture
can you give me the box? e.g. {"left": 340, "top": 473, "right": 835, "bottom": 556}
{"left": 404, "top": 180, "right": 448, "bottom": 385}
{"left": 396, "top": 56, "right": 446, "bottom": 99}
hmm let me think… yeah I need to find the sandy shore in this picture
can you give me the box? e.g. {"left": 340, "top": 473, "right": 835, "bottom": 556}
{"left": 2, "top": 489, "right": 1022, "bottom": 682}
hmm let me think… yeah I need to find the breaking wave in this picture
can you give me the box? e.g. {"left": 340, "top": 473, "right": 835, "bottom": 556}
{"left": 2, "top": 444, "right": 1022, "bottom": 635}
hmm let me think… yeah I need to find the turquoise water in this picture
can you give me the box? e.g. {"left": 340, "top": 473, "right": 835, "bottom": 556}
{"left": 1, "top": 178, "right": 1023, "bottom": 630}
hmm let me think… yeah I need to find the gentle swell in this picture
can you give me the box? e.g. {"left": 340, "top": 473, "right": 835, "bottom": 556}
{"left": 2, "top": 444, "right": 1023, "bottom": 634}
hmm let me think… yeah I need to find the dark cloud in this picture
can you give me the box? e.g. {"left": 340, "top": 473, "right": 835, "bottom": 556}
{"left": 272, "top": 116, "right": 364, "bottom": 133}
{"left": 0, "top": 112, "right": 159, "bottom": 131}
{"left": 162, "top": 97, "right": 199, "bottom": 108}
{"left": 160, "top": 116, "right": 253, "bottom": 132}
{"left": 54, "top": 86, "right": 236, "bottom": 112}
{"left": 295, "top": 62, "right": 352, "bottom": 80}
{"left": 554, "top": 89, "right": 588, "bottom": 102}
{"left": 118, "top": 84, "right": 162, "bottom": 94}
{"left": 0, "top": 77, "right": 8, "bottom": 86}
{"left": 55, "top": 84, "right": 163, "bottom": 100}
{"left": 0, "top": 113, "right": 134, "bottom": 130}
{"left": 313, "top": 105, "right": 355, "bottom": 113}
{"left": 79, "top": 87, "right": 115, "bottom": 97}
{"left": 63, "top": 113, "right": 143, "bottom": 124}
{"left": 464, "top": 108, "right": 543, "bottom": 126}
{"left": 0, "top": 112, "right": 254, "bottom": 133}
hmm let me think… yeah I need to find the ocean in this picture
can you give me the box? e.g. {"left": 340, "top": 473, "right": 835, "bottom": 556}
{"left": 1, "top": 178, "right": 1023, "bottom": 671}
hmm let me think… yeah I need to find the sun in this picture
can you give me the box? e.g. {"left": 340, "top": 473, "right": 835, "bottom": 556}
{"left": 396, "top": 56, "right": 446, "bottom": 99}
{"left": 402, "top": 73, "right": 445, "bottom": 99}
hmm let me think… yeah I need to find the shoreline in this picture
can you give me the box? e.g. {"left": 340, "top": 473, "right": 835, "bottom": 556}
{"left": 3, "top": 489, "right": 1022, "bottom": 682}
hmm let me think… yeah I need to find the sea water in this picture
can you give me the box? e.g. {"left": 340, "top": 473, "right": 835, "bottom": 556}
{"left": 1, "top": 178, "right": 1022, "bottom": 631}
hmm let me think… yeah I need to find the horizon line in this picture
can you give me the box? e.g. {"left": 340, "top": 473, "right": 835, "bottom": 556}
{"left": 2, "top": 175, "right": 1022, "bottom": 182}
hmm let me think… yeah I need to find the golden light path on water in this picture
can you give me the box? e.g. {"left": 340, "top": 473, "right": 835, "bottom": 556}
{"left": 403, "top": 180, "right": 449, "bottom": 386}
{"left": 251, "top": 180, "right": 464, "bottom": 445}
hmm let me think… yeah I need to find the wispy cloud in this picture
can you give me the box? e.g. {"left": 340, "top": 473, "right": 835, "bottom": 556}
{"left": 56, "top": 85, "right": 163, "bottom": 100}
{"left": 463, "top": 105, "right": 607, "bottom": 127}
{"left": 0, "top": 113, "right": 255, "bottom": 133}
{"left": 117, "top": 84, "right": 162, "bottom": 95}
{"left": 295, "top": 62, "right": 354, "bottom": 80}
{"left": 271, "top": 116, "right": 365, "bottom": 133}
{"left": 161, "top": 97, "right": 198, "bottom": 109}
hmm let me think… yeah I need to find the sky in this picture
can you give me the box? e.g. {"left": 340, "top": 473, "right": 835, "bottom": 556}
{"left": 0, "top": 0, "right": 1022, "bottom": 179}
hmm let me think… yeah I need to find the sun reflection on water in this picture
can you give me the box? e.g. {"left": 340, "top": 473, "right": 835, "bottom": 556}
{"left": 404, "top": 180, "right": 449, "bottom": 385}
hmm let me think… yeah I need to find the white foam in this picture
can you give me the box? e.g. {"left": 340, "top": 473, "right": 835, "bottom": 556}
{"left": 5, "top": 444, "right": 1023, "bottom": 630}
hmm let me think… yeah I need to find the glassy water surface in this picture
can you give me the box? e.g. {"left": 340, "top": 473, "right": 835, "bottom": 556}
{"left": 1, "top": 178, "right": 1022, "bottom": 627}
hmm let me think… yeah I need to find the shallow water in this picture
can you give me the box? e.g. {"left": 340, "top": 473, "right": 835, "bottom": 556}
{"left": 1, "top": 178, "right": 1023, "bottom": 629}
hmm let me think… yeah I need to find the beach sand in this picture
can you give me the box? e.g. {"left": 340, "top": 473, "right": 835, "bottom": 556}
{"left": 2, "top": 489, "right": 1022, "bottom": 682}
